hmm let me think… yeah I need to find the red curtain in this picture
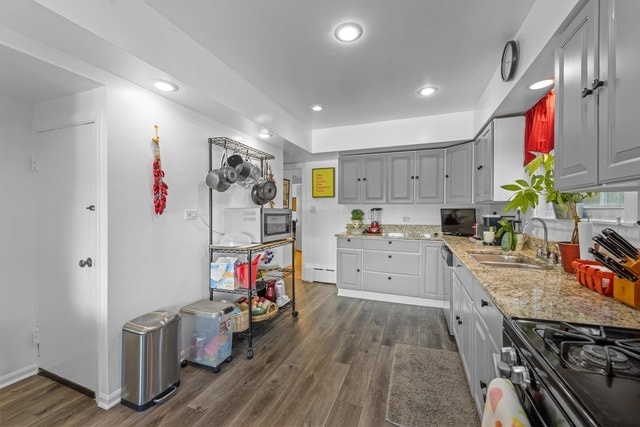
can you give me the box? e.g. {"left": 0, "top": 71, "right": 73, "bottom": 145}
{"left": 524, "top": 90, "right": 554, "bottom": 165}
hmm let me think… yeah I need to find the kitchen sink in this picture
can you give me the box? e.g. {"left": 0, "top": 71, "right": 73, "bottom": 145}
{"left": 469, "top": 253, "right": 543, "bottom": 269}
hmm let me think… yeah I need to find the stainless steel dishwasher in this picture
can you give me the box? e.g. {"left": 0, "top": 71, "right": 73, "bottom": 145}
{"left": 439, "top": 245, "right": 454, "bottom": 335}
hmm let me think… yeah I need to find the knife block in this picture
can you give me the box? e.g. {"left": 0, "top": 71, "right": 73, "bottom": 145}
{"left": 613, "top": 277, "right": 640, "bottom": 309}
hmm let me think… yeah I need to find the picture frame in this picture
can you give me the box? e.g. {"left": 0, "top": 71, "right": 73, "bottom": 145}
{"left": 283, "top": 178, "right": 290, "bottom": 209}
{"left": 312, "top": 167, "right": 335, "bottom": 198}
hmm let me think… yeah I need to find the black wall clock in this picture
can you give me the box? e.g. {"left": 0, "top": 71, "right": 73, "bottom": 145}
{"left": 501, "top": 40, "right": 519, "bottom": 82}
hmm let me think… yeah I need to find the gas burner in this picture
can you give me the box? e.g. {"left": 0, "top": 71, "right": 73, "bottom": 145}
{"left": 581, "top": 345, "right": 630, "bottom": 370}
{"left": 562, "top": 342, "right": 640, "bottom": 378}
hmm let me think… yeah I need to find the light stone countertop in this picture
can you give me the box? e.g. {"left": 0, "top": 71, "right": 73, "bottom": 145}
{"left": 443, "top": 235, "right": 640, "bottom": 329}
{"left": 335, "top": 224, "right": 443, "bottom": 240}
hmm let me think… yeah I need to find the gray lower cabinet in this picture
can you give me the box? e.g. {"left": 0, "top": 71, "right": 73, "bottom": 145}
{"left": 336, "top": 237, "right": 362, "bottom": 291}
{"left": 336, "top": 237, "right": 445, "bottom": 303}
{"left": 451, "top": 256, "right": 503, "bottom": 418}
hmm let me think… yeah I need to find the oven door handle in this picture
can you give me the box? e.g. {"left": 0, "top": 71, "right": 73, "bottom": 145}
{"left": 493, "top": 353, "right": 512, "bottom": 378}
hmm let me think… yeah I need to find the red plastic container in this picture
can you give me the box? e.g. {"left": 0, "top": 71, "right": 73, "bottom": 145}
{"left": 235, "top": 254, "right": 262, "bottom": 289}
{"left": 571, "top": 259, "right": 615, "bottom": 296}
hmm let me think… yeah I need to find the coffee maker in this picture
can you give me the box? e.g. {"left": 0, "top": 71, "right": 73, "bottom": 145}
{"left": 367, "top": 208, "right": 382, "bottom": 234}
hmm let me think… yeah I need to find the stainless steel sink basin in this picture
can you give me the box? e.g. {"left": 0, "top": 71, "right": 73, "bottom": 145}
{"left": 469, "top": 253, "right": 543, "bottom": 269}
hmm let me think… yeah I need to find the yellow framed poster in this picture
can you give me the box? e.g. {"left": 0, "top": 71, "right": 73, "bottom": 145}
{"left": 312, "top": 167, "right": 335, "bottom": 198}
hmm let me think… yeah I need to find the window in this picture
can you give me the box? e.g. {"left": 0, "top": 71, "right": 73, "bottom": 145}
{"left": 537, "top": 192, "right": 638, "bottom": 224}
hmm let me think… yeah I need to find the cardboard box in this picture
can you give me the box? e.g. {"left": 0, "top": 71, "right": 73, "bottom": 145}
{"left": 210, "top": 257, "right": 238, "bottom": 290}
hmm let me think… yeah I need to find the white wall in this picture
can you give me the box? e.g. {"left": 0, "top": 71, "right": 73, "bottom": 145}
{"left": 0, "top": 95, "right": 38, "bottom": 386}
{"left": 103, "top": 82, "right": 283, "bottom": 400}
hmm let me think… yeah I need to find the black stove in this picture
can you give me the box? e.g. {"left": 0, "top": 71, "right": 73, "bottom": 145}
{"left": 503, "top": 318, "right": 640, "bottom": 427}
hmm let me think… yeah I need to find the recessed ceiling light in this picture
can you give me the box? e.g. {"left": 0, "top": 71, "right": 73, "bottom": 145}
{"left": 334, "top": 22, "right": 363, "bottom": 43}
{"left": 258, "top": 131, "right": 273, "bottom": 139}
{"left": 311, "top": 104, "right": 323, "bottom": 111}
{"left": 529, "top": 79, "right": 554, "bottom": 90}
{"left": 154, "top": 80, "right": 179, "bottom": 92}
{"left": 418, "top": 86, "right": 437, "bottom": 97}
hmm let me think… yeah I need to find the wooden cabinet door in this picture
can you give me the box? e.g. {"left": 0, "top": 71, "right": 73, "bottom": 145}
{"left": 338, "top": 156, "right": 362, "bottom": 204}
{"left": 362, "top": 154, "right": 387, "bottom": 203}
{"left": 421, "top": 242, "right": 442, "bottom": 299}
{"left": 336, "top": 249, "right": 362, "bottom": 291}
{"left": 416, "top": 149, "right": 445, "bottom": 203}
{"left": 445, "top": 143, "right": 473, "bottom": 204}
{"left": 387, "top": 152, "right": 415, "bottom": 204}
{"left": 598, "top": 0, "right": 640, "bottom": 183}
{"left": 554, "top": 0, "right": 599, "bottom": 190}
{"left": 473, "top": 124, "right": 493, "bottom": 203}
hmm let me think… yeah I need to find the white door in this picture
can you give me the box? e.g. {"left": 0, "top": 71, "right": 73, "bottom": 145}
{"left": 36, "top": 122, "right": 97, "bottom": 392}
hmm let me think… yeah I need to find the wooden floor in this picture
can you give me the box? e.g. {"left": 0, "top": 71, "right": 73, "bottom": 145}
{"left": 0, "top": 277, "right": 457, "bottom": 427}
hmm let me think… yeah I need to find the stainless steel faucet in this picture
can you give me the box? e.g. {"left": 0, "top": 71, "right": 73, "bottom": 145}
{"left": 523, "top": 217, "right": 549, "bottom": 260}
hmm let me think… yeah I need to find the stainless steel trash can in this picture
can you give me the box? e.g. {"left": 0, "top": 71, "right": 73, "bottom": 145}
{"left": 121, "top": 310, "right": 181, "bottom": 411}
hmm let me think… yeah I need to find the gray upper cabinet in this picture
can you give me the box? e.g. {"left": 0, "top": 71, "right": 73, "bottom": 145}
{"left": 598, "top": 0, "right": 640, "bottom": 184}
{"left": 473, "top": 117, "right": 524, "bottom": 203}
{"left": 445, "top": 142, "right": 473, "bottom": 204}
{"left": 338, "top": 156, "right": 362, "bottom": 204}
{"left": 555, "top": 0, "right": 640, "bottom": 190}
{"left": 387, "top": 152, "right": 415, "bottom": 204}
{"left": 338, "top": 154, "right": 387, "bottom": 204}
{"left": 554, "top": 0, "right": 599, "bottom": 190}
{"left": 387, "top": 150, "right": 444, "bottom": 204}
{"left": 416, "top": 149, "right": 445, "bottom": 203}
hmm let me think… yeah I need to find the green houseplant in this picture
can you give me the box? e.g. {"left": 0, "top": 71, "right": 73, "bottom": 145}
{"left": 495, "top": 219, "right": 517, "bottom": 251}
{"left": 350, "top": 209, "right": 365, "bottom": 228}
{"left": 500, "top": 153, "right": 596, "bottom": 271}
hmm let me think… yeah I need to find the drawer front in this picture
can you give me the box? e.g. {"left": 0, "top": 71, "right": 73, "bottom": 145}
{"left": 474, "top": 283, "right": 503, "bottom": 347}
{"left": 337, "top": 237, "right": 362, "bottom": 249}
{"left": 362, "top": 239, "right": 420, "bottom": 253}
{"left": 452, "top": 260, "right": 474, "bottom": 297}
{"left": 363, "top": 251, "right": 420, "bottom": 275}
{"left": 363, "top": 271, "right": 420, "bottom": 297}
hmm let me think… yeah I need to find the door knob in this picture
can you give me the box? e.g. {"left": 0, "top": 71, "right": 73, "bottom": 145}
{"left": 79, "top": 257, "right": 93, "bottom": 268}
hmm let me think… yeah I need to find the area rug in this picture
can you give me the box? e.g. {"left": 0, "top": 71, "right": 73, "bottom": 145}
{"left": 386, "top": 344, "right": 480, "bottom": 427}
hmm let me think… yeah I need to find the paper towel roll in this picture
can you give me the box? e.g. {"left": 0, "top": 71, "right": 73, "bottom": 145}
{"left": 578, "top": 222, "right": 594, "bottom": 260}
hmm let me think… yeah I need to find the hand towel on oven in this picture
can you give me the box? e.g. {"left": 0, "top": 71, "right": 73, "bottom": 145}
{"left": 481, "top": 378, "right": 531, "bottom": 427}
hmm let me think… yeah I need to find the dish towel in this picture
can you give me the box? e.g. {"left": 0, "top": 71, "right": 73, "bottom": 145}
{"left": 481, "top": 378, "right": 531, "bottom": 427}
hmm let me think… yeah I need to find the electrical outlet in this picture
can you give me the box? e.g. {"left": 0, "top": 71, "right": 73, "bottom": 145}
{"left": 184, "top": 210, "right": 198, "bottom": 221}
{"left": 402, "top": 216, "right": 412, "bottom": 223}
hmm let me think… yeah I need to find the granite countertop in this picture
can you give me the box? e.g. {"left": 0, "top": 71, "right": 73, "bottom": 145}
{"left": 443, "top": 236, "right": 640, "bottom": 329}
{"left": 335, "top": 224, "right": 443, "bottom": 240}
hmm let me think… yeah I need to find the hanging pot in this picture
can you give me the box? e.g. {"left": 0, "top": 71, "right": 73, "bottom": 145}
{"left": 206, "top": 169, "right": 231, "bottom": 192}
{"left": 227, "top": 154, "right": 251, "bottom": 180}
{"left": 256, "top": 179, "right": 277, "bottom": 201}
{"left": 218, "top": 164, "right": 238, "bottom": 185}
{"left": 251, "top": 184, "right": 268, "bottom": 205}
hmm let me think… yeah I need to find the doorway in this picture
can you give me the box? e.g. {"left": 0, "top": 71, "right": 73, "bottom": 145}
{"left": 36, "top": 122, "right": 98, "bottom": 394}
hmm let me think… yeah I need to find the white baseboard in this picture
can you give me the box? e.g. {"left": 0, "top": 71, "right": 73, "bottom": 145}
{"left": 97, "top": 388, "right": 122, "bottom": 410}
{"left": 0, "top": 364, "right": 38, "bottom": 389}
{"left": 337, "top": 289, "right": 447, "bottom": 308}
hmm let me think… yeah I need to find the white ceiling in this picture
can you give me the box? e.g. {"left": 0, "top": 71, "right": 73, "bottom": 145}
{"left": 0, "top": 44, "right": 101, "bottom": 104}
{"left": 145, "top": 0, "right": 536, "bottom": 130}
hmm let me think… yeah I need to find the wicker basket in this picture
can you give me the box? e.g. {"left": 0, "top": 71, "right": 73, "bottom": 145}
{"left": 252, "top": 302, "right": 279, "bottom": 322}
{"left": 232, "top": 306, "right": 249, "bottom": 333}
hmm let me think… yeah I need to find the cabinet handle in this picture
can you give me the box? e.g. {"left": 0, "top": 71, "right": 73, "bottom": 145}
{"left": 582, "top": 78, "right": 604, "bottom": 98}
{"left": 445, "top": 174, "right": 449, "bottom": 178}
{"left": 388, "top": 255, "right": 392, "bottom": 259}
{"left": 363, "top": 177, "right": 367, "bottom": 181}
{"left": 357, "top": 269, "right": 360, "bottom": 272}
{"left": 415, "top": 175, "right": 419, "bottom": 179}
{"left": 347, "top": 238, "right": 351, "bottom": 242}
{"left": 480, "top": 380, "right": 487, "bottom": 390}
{"left": 477, "top": 165, "right": 483, "bottom": 170}
{"left": 388, "top": 241, "right": 392, "bottom": 244}
{"left": 388, "top": 277, "right": 392, "bottom": 280}
{"left": 455, "top": 315, "right": 460, "bottom": 320}
{"left": 457, "top": 319, "right": 462, "bottom": 325}
{"left": 481, "top": 299, "right": 489, "bottom": 307}
{"left": 411, "top": 176, "right": 415, "bottom": 180}
{"left": 357, "top": 178, "right": 361, "bottom": 181}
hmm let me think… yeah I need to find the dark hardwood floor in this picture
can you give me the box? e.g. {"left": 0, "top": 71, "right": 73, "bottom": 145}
{"left": 0, "top": 277, "right": 457, "bottom": 426}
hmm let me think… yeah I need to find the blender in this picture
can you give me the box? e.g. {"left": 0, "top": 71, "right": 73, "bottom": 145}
{"left": 367, "top": 208, "right": 383, "bottom": 234}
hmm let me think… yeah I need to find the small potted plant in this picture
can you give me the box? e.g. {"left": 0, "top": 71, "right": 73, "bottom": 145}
{"left": 495, "top": 219, "right": 517, "bottom": 251}
{"left": 501, "top": 153, "right": 596, "bottom": 272}
{"left": 350, "top": 209, "right": 365, "bottom": 228}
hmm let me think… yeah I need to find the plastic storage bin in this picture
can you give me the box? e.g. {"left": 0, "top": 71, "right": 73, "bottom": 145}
{"left": 121, "top": 310, "right": 181, "bottom": 411}
{"left": 180, "top": 299, "right": 234, "bottom": 372}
